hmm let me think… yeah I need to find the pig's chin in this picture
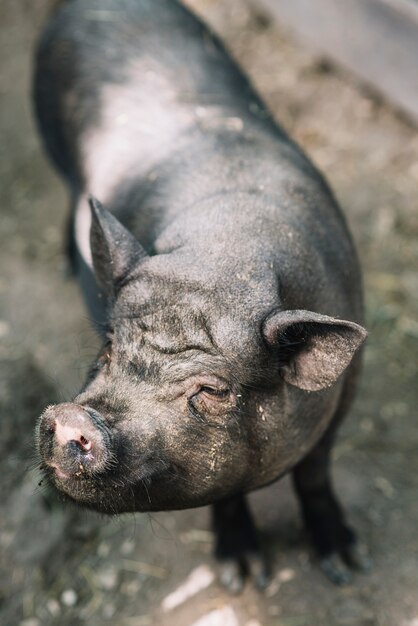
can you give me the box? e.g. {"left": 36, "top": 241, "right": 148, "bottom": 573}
{"left": 41, "top": 467, "right": 171, "bottom": 514}
{"left": 41, "top": 464, "right": 226, "bottom": 513}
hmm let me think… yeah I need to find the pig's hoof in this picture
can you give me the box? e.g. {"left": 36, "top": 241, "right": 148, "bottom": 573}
{"left": 217, "top": 554, "right": 271, "bottom": 594}
{"left": 218, "top": 559, "right": 245, "bottom": 594}
{"left": 343, "top": 542, "right": 373, "bottom": 572}
{"left": 320, "top": 541, "right": 372, "bottom": 584}
{"left": 247, "top": 553, "right": 271, "bottom": 590}
{"left": 320, "top": 554, "right": 353, "bottom": 586}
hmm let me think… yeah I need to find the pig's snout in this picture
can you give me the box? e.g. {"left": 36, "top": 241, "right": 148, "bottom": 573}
{"left": 38, "top": 403, "right": 111, "bottom": 479}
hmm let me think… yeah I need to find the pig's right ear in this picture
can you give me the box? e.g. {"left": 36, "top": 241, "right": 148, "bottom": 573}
{"left": 89, "top": 197, "right": 148, "bottom": 297}
{"left": 262, "top": 309, "right": 367, "bottom": 391}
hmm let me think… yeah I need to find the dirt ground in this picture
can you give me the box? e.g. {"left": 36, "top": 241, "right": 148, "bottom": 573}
{"left": 0, "top": 0, "right": 417, "bottom": 625}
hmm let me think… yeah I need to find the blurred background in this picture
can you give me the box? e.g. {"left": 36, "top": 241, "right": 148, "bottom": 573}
{"left": 0, "top": 0, "right": 417, "bottom": 624}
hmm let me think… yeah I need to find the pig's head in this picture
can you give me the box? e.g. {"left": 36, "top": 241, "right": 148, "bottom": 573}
{"left": 36, "top": 198, "right": 367, "bottom": 514}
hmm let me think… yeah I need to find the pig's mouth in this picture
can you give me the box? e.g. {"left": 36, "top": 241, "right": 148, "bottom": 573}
{"left": 39, "top": 452, "right": 180, "bottom": 513}
{"left": 40, "top": 460, "right": 98, "bottom": 486}
{"left": 47, "top": 462, "right": 71, "bottom": 480}
{"left": 43, "top": 458, "right": 98, "bottom": 482}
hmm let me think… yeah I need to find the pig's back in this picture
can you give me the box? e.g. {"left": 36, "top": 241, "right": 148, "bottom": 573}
{"left": 33, "top": 0, "right": 280, "bottom": 192}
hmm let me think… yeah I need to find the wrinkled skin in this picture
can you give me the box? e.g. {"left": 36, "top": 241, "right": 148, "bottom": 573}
{"left": 34, "top": 0, "right": 369, "bottom": 589}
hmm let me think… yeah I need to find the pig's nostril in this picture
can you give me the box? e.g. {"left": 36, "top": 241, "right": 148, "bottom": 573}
{"left": 79, "top": 435, "right": 92, "bottom": 452}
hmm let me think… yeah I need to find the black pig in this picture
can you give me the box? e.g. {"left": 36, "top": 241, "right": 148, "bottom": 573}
{"left": 34, "top": 0, "right": 369, "bottom": 591}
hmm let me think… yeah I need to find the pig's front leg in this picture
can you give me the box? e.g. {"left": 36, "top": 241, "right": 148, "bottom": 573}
{"left": 292, "top": 429, "right": 372, "bottom": 585}
{"left": 212, "top": 495, "right": 270, "bottom": 593}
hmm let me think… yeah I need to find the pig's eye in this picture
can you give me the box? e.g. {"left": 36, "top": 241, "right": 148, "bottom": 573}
{"left": 200, "top": 386, "right": 229, "bottom": 399}
{"left": 188, "top": 385, "right": 233, "bottom": 419}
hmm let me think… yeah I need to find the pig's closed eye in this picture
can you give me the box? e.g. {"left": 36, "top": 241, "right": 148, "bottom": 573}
{"left": 188, "top": 384, "right": 234, "bottom": 420}
{"left": 200, "top": 386, "right": 229, "bottom": 399}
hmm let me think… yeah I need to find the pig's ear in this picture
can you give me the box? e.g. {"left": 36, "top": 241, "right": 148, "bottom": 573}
{"left": 89, "top": 197, "right": 148, "bottom": 297}
{"left": 263, "top": 309, "right": 367, "bottom": 391}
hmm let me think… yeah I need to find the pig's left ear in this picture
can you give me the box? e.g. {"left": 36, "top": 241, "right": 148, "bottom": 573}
{"left": 262, "top": 309, "right": 367, "bottom": 391}
{"left": 89, "top": 197, "right": 148, "bottom": 297}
